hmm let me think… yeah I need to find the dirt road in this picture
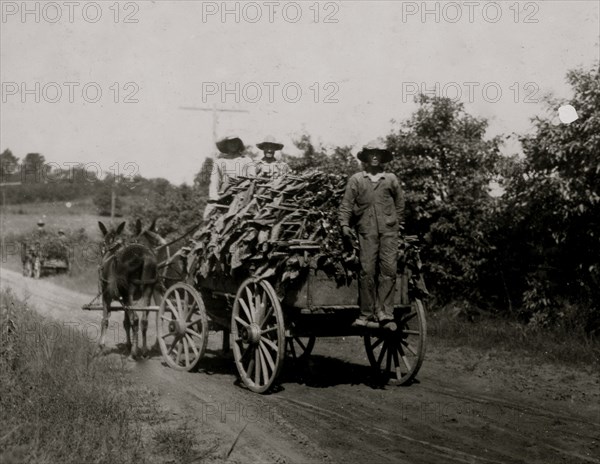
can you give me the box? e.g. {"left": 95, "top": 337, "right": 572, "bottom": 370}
{"left": 2, "top": 267, "right": 598, "bottom": 464}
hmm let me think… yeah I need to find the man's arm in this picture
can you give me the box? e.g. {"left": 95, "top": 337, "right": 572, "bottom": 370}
{"left": 208, "top": 159, "right": 221, "bottom": 201}
{"left": 391, "top": 175, "right": 405, "bottom": 223}
{"left": 338, "top": 175, "right": 358, "bottom": 227}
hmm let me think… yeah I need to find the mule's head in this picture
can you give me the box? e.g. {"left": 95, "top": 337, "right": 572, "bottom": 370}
{"left": 134, "top": 218, "right": 166, "bottom": 250}
{"left": 98, "top": 221, "right": 127, "bottom": 256}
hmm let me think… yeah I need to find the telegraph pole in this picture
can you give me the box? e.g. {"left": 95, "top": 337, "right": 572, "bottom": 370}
{"left": 110, "top": 179, "right": 116, "bottom": 222}
{"left": 179, "top": 104, "right": 249, "bottom": 144}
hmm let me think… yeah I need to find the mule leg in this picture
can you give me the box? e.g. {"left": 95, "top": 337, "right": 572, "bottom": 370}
{"left": 98, "top": 297, "right": 111, "bottom": 354}
{"left": 127, "top": 309, "right": 139, "bottom": 360}
{"left": 141, "top": 310, "right": 149, "bottom": 358}
{"left": 140, "top": 283, "right": 154, "bottom": 357}
{"left": 128, "top": 285, "right": 139, "bottom": 360}
{"left": 123, "top": 310, "right": 132, "bottom": 351}
{"left": 151, "top": 288, "right": 163, "bottom": 352}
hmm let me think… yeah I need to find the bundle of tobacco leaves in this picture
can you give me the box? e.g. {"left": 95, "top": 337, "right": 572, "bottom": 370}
{"left": 187, "top": 170, "right": 427, "bottom": 295}
{"left": 22, "top": 232, "right": 69, "bottom": 261}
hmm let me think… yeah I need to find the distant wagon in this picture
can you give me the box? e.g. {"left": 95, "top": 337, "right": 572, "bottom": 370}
{"left": 21, "top": 237, "right": 70, "bottom": 279}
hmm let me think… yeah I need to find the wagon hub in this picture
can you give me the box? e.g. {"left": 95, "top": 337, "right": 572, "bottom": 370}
{"left": 241, "top": 323, "right": 261, "bottom": 344}
{"left": 168, "top": 320, "right": 186, "bottom": 336}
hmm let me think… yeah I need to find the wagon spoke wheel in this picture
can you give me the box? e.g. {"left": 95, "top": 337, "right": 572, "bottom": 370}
{"left": 286, "top": 335, "right": 316, "bottom": 362}
{"left": 364, "top": 299, "right": 427, "bottom": 385}
{"left": 232, "top": 278, "right": 285, "bottom": 394}
{"left": 33, "top": 257, "right": 41, "bottom": 279}
{"left": 158, "top": 283, "right": 208, "bottom": 372}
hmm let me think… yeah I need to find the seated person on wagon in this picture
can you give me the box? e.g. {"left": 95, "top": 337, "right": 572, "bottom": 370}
{"left": 204, "top": 135, "right": 257, "bottom": 219}
{"left": 255, "top": 136, "right": 290, "bottom": 178}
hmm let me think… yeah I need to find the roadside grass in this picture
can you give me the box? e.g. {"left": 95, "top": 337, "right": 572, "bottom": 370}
{"left": 427, "top": 308, "right": 600, "bottom": 369}
{"left": 153, "top": 421, "right": 219, "bottom": 463}
{"left": 0, "top": 289, "right": 210, "bottom": 464}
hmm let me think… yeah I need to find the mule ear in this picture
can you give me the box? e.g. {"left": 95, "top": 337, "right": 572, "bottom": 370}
{"left": 98, "top": 221, "right": 108, "bottom": 237}
{"left": 135, "top": 218, "right": 142, "bottom": 236}
{"left": 116, "top": 221, "right": 126, "bottom": 235}
{"left": 149, "top": 218, "right": 157, "bottom": 232}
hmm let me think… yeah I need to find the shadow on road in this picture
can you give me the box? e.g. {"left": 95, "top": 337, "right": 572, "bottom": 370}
{"left": 179, "top": 349, "right": 409, "bottom": 392}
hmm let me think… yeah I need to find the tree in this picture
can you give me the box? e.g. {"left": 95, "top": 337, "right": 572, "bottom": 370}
{"left": 498, "top": 64, "right": 600, "bottom": 331}
{"left": 286, "top": 134, "right": 359, "bottom": 176}
{"left": 0, "top": 149, "right": 19, "bottom": 180}
{"left": 21, "top": 153, "right": 46, "bottom": 183}
{"left": 386, "top": 95, "right": 503, "bottom": 305}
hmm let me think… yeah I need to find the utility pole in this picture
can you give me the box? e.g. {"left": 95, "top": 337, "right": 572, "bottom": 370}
{"left": 179, "top": 104, "right": 249, "bottom": 144}
{"left": 110, "top": 179, "right": 116, "bottom": 222}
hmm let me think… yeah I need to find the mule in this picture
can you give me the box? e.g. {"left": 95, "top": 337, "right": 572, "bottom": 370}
{"left": 98, "top": 221, "right": 158, "bottom": 359}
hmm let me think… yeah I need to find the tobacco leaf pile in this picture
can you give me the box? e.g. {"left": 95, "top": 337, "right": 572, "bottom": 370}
{"left": 187, "top": 171, "right": 427, "bottom": 296}
{"left": 21, "top": 232, "right": 70, "bottom": 261}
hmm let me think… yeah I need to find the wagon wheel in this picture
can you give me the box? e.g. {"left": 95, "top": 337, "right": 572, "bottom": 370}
{"left": 158, "top": 283, "right": 209, "bottom": 371}
{"left": 285, "top": 335, "right": 316, "bottom": 362}
{"left": 364, "top": 298, "right": 427, "bottom": 385}
{"left": 232, "top": 278, "right": 285, "bottom": 393}
{"left": 23, "top": 259, "right": 33, "bottom": 277}
{"left": 33, "top": 257, "right": 41, "bottom": 279}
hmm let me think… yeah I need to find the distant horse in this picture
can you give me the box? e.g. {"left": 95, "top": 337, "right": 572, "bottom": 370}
{"left": 98, "top": 221, "right": 158, "bottom": 359}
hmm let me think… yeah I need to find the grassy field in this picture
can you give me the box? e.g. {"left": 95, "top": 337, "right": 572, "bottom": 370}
{"left": 1, "top": 198, "right": 105, "bottom": 238}
{"left": 0, "top": 289, "right": 207, "bottom": 464}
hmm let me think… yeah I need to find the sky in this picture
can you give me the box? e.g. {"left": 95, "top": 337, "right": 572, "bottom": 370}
{"left": 1, "top": 0, "right": 599, "bottom": 184}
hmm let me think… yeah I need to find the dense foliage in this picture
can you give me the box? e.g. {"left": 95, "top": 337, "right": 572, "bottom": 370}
{"left": 385, "top": 95, "right": 503, "bottom": 306}
{"left": 493, "top": 66, "right": 600, "bottom": 332}
{"left": 0, "top": 154, "right": 103, "bottom": 204}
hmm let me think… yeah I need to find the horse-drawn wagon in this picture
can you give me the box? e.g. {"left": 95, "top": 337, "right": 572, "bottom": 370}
{"left": 21, "top": 237, "right": 70, "bottom": 279}
{"left": 84, "top": 171, "right": 428, "bottom": 393}
{"left": 154, "top": 172, "right": 428, "bottom": 393}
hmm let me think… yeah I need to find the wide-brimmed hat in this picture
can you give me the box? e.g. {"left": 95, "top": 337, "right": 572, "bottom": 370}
{"left": 216, "top": 136, "right": 244, "bottom": 154}
{"left": 257, "top": 136, "right": 283, "bottom": 152}
{"left": 357, "top": 139, "right": 392, "bottom": 163}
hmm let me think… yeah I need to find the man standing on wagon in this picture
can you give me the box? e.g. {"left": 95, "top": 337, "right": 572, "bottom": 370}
{"left": 338, "top": 140, "right": 405, "bottom": 328}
